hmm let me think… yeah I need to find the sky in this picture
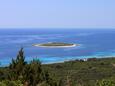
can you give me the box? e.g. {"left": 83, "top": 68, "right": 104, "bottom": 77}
{"left": 0, "top": 0, "right": 115, "bottom": 28}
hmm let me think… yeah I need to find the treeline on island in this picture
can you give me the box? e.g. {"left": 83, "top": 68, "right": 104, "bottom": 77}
{"left": 0, "top": 48, "right": 115, "bottom": 86}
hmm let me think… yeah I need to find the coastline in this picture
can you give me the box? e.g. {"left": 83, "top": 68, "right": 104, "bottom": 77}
{"left": 33, "top": 44, "right": 77, "bottom": 48}
{"left": 1, "top": 55, "right": 115, "bottom": 67}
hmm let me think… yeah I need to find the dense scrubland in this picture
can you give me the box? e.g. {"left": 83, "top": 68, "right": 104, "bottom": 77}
{"left": 0, "top": 48, "right": 115, "bottom": 86}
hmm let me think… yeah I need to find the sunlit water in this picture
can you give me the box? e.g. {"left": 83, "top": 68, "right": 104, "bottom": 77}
{"left": 0, "top": 29, "right": 115, "bottom": 66}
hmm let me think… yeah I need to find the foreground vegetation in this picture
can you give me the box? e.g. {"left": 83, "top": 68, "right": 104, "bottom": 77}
{"left": 0, "top": 48, "right": 115, "bottom": 86}
{"left": 0, "top": 48, "right": 57, "bottom": 86}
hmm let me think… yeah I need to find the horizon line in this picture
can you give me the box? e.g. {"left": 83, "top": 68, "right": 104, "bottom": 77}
{"left": 0, "top": 27, "right": 115, "bottom": 29}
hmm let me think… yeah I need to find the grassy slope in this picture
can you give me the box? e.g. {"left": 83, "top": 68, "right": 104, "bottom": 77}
{"left": 43, "top": 58, "right": 115, "bottom": 86}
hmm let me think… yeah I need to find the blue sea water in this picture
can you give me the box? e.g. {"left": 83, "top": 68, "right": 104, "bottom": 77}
{"left": 0, "top": 28, "right": 115, "bottom": 66}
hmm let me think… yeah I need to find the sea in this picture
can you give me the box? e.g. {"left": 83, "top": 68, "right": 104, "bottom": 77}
{"left": 0, "top": 28, "right": 115, "bottom": 66}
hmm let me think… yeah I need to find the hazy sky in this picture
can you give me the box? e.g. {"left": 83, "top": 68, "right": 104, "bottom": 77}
{"left": 0, "top": 0, "right": 115, "bottom": 28}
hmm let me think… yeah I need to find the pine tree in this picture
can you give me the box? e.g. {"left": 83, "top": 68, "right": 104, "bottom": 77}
{"left": 9, "top": 48, "right": 26, "bottom": 80}
{"left": 8, "top": 48, "right": 57, "bottom": 86}
{"left": 23, "top": 59, "right": 43, "bottom": 86}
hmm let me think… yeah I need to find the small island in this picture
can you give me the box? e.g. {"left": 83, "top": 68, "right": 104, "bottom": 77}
{"left": 33, "top": 42, "right": 77, "bottom": 48}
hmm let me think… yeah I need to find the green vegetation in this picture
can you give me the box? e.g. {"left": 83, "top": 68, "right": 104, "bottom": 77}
{"left": 43, "top": 58, "right": 115, "bottom": 86}
{"left": 96, "top": 79, "right": 115, "bottom": 86}
{"left": 1, "top": 48, "right": 115, "bottom": 86}
{"left": 33, "top": 42, "right": 76, "bottom": 47}
{"left": 0, "top": 48, "right": 57, "bottom": 86}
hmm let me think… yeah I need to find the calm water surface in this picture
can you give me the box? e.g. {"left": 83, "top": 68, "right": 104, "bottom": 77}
{"left": 0, "top": 29, "right": 115, "bottom": 66}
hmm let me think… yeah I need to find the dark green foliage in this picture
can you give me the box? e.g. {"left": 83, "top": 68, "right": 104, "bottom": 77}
{"left": 9, "top": 48, "right": 26, "bottom": 71}
{"left": 1, "top": 49, "right": 115, "bottom": 86}
{"left": 0, "top": 80, "right": 23, "bottom": 86}
{"left": 96, "top": 79, "right": 115, "bottom": 86}
{"left": 43, "top": 71, "right": 57, "bottom": 86}
{"left": 8, "top": 48, "right": 26, "bottom": 80}
{"left": 23, "top": 60, "right": 43, "bottom": 86}
{"left": 0, "top": 48, "right": 57, "bottom": 86}
{"left": 43, "top": 58, "right": 115, "bottom": 86}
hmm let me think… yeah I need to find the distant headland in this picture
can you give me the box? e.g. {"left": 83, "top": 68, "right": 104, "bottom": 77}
{"left": 33, "top": 42, "right": 78, "bottom": 48}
